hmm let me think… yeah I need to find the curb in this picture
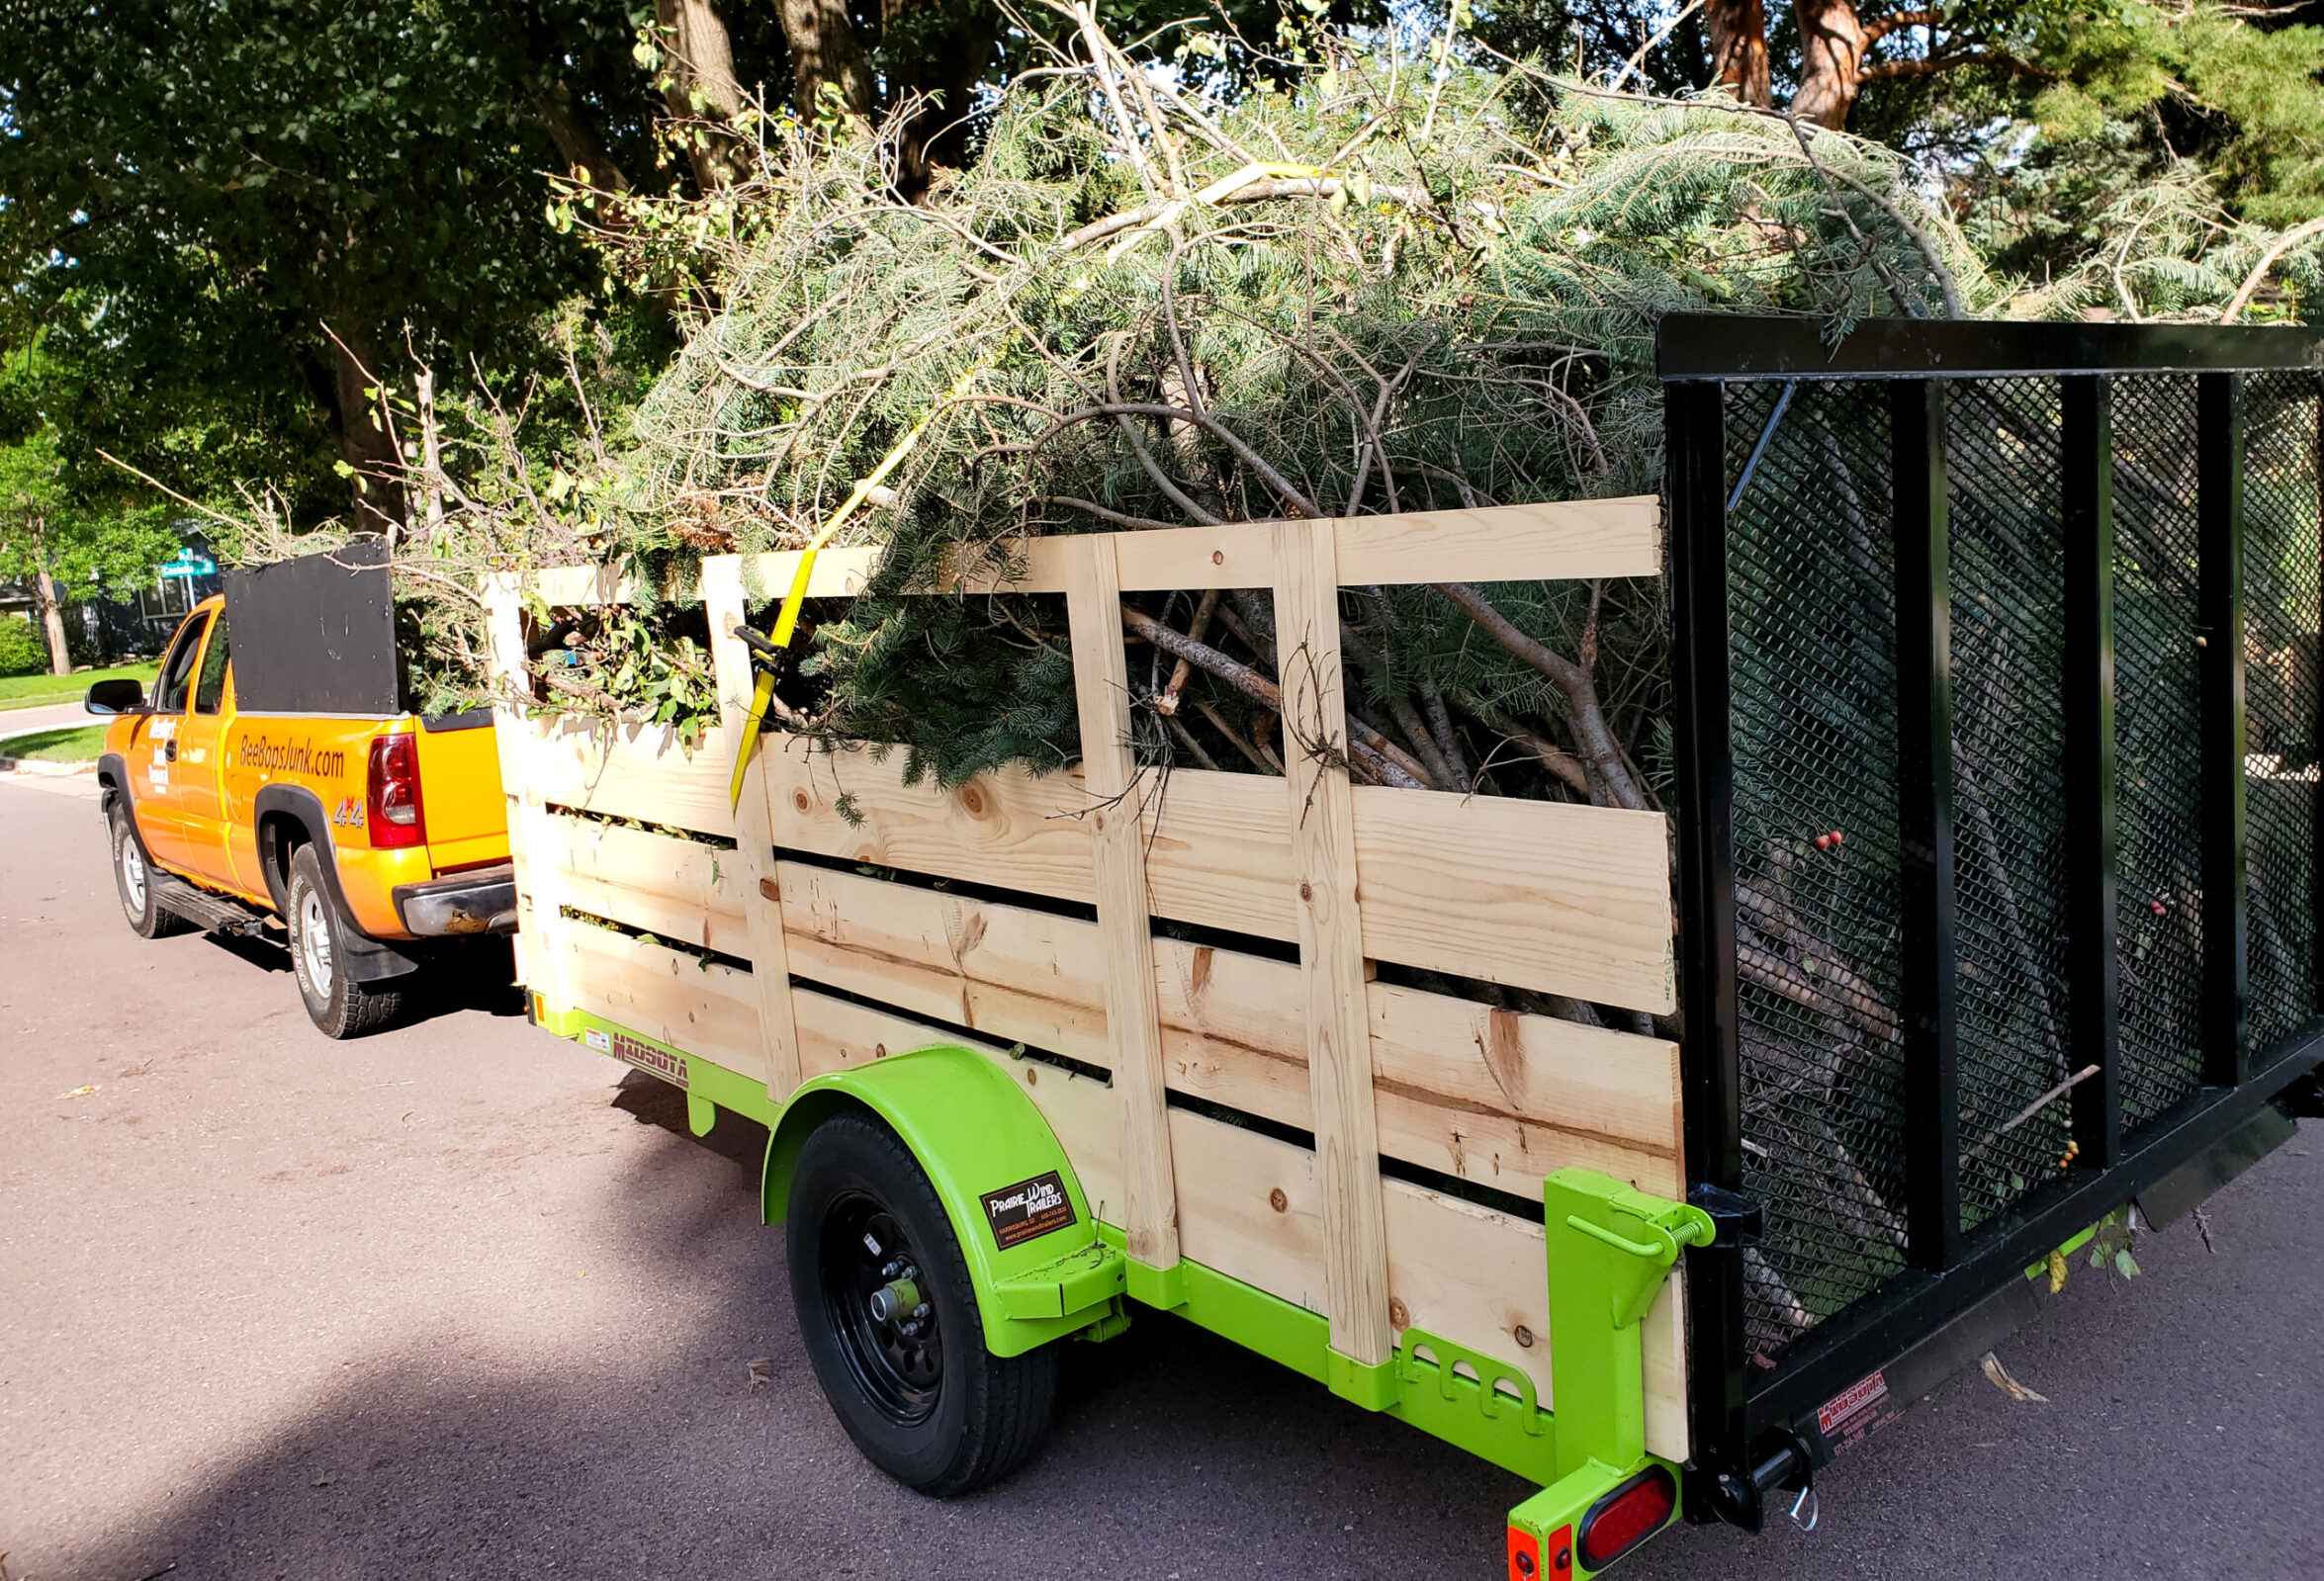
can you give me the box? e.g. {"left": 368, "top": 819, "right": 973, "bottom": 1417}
{"left": 0, "top": 754, "right": 97, "bottom": 776}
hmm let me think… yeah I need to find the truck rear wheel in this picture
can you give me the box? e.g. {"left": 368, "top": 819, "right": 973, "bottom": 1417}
{"left": 109, "top": 803, "right": 191, "bottom": 940}
{"left": 288, "top": 844, "right": 403, "bottom": 1039}
{"left": 787, "top": 1111, "right": 1057, "bottom": 1496}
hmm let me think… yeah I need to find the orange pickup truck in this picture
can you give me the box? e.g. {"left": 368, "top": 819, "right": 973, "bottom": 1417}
{"left": 87, "top": 542, "right": 513, "bottom": 1037}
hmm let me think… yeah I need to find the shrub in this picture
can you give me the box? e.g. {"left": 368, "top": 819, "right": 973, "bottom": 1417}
{"left": 0, "top": 616, "right": 51, "bottom": 676}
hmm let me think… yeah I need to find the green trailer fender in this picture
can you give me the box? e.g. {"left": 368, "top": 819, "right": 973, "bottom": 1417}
{"left": 762, "top": 1046, "right": 1129, "bottom": 1358}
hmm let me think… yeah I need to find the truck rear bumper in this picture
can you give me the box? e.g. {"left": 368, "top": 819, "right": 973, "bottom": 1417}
{"left": 394, "top": 864, "right": 518, "bottom": 936}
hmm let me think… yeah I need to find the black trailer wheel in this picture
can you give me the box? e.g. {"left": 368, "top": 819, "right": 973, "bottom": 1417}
{"left": 287, "top": 844, "right": 403, "bottom": 1039}
{"left": 787, "top": 1111, "right": 1056, "bottom": 1495}
{"left": 109, "top": 802, "right": 191, "bottom": 940}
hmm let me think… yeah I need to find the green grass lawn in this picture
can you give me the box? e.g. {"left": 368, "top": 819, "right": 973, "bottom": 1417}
{"left": 0, "top": 661, "right": 160, "bottom": 711}
{"left": 0, "top": 722, "right": 109, "bottom": 763}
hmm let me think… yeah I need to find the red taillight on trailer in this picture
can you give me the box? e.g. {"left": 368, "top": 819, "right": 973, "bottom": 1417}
{"left": 367, "top": 733, "right": 426, "bottom": 849}
{"left": 1578, "top": 1467, "right": 1676, "bottom": 1571}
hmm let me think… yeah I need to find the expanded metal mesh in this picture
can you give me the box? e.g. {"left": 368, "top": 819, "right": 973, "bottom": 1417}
{"left": 2110, "top": 375, "right": 2210, "bottom": 1127}
{"left": 2243, "top": 372, "right": 2322, "bottom": 1053}
{"left": 1945, "top": 381, "right": 2075, "bottom": 1227}
{"left": 1719, "top": 369, "right": 2321, "bottom": 1364}
{"left": 1724, "top": 382, "right": 1911, "bottom": 1359}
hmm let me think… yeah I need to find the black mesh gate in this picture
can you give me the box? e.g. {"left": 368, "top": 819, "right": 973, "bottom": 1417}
{"left": 1661, "top": 316, "right": 2324, "bottom": 1522}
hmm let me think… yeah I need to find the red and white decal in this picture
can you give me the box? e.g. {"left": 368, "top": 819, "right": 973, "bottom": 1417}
{"left": 1816, "top": 1368, "right": 1896, "bottom": 1451}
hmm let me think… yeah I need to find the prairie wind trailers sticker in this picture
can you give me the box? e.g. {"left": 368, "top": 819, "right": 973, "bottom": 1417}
{"left": 981, "top": 1172, "right": 1076, "bottom": 1250}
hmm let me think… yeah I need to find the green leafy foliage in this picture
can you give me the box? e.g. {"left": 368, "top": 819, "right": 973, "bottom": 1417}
{"left": 0, "top": 618, "right": 47, "bottom": 676}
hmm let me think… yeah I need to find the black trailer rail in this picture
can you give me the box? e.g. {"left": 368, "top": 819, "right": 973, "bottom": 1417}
{"left": 1660, "top": 314, "right": 2324, "bottom": 1525}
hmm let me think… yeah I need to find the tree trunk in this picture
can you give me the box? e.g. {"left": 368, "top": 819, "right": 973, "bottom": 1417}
{"left": 881, "top": 0, "right": 997, "bottom": 201}
{"left": 35, "top": 561, "right": 70, "bottom": 677}
{"left": 776, "top": 0, "right": 872, "bottom": 127}
{"left": 1707, "top": 0, "right": 1771, "bottom": 107}
{"left": 328, "top": 327, "right": 406, "bottom": 537}
{"left": 536, "top": 81, "right": 633, "bottom": 226}
{"left": 1792, "top": 0, "right": 1868, "bottom": 129}
{"left": 654, "top": 0, "right": 752, "bottom": 190}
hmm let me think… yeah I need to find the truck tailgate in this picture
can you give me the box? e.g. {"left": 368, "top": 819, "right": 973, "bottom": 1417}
{"left": 413, "top": 717, "right": 509, "bottom": 872}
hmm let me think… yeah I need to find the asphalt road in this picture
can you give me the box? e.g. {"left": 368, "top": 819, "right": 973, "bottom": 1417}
{"left": 4, "top": 769, "right": 2320, "bottom": 1581}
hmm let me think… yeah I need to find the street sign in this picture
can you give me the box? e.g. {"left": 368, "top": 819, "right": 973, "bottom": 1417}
{"left": 160, "top": 551, "right": 217, "bottom": 577}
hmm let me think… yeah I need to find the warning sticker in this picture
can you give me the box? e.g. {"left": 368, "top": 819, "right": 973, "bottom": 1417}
{"left": 981, "top": 1171, "right": 1076, "bottom": 1251}
{"left": 1815, "top": 1368, "right": 1896, "bottom": 1454}
{"left": 582, "top": 1026, "right": 611, "bottom": 1052}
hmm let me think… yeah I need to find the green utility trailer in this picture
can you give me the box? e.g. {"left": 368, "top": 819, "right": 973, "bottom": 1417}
{"left": 485, "top": 316, "right": 2324, "bottom": 1576}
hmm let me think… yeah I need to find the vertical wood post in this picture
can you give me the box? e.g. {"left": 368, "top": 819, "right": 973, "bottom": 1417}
{"left": 482, "top": 574, "right": 573, "bottom": 1021}
{"left": 702, "top": 556, "right": 805, "bottom": 1099}
{"left": 1272, "top": 517, "right": 1394, "bottom": 1395}
{"left": 1063, "top": 535, "right": 1183, "bottom": 1295}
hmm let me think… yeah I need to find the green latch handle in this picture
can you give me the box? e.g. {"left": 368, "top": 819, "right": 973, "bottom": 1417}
{"left": 1564, "top": 1215, "right": 1665, "bottom": 1260}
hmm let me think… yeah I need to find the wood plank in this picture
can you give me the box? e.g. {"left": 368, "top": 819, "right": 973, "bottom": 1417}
{"left": 704, "top": 555, "right": 802, "bottom": 1097}
{"left": 1350, "top": 783, "right": 1675, "bottom": 1015}
{"left": 521, "top": 715, "right": 738, "bottom": 840}
{"left": 551, "top": 814, "right": 751, "bottom": 957}
{"left": 532, "top": 544, "right": 880, "bottom": 609}
{"left": 563, "top": 921, "right": 761, "bottom": 1076}
{"left": 1063, "top": 534, "right": 1180, "bottom": 1273}
{"left": 1274, "top": 514, "right": 1392, "bottom": 1370}
{"left": 483, "top": 580, "right": 569, "bottom": 1012}
{"left": 775, "top": 862, "right": 1681, "bottom": 1196}
{"left": 760, "top": 744, "right": 1672, "bottom": 1013}
{"left": 944, "top": 499, "right": 1660, "bottom": 595}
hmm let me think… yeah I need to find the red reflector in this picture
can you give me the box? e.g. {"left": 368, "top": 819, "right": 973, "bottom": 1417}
{"left": 367, "top": 733, "right": 426, "bottom": 849}
{"left": 1578, "top": 1467, "right": 1676, "bottom": 1570}
{"left": 1506, "top": 1526, "right": 1539, "bottom": 1581}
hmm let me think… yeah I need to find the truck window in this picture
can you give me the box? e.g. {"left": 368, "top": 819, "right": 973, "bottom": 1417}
{"left": 155, "top": 611, "right": 211, "bottom": 714}
{"left": 193, "top": 617, "right": 231, "bottom": 715}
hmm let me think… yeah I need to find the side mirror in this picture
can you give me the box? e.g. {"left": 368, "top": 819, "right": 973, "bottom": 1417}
{"left": 86, "top": 677, "right": 144, "bottom": 715}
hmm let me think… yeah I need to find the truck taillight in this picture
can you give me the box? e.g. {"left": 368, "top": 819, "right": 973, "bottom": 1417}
{"left": 1577, "top": 1467, "right": 1675, "bottom": 1572}
{"left": 367, "top": 734, "right": 426, "bottom": 849}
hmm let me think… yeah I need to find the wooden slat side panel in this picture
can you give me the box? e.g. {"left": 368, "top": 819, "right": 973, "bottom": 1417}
{"left": 563, "top": 922, "right": 760, "bottom": 1075}
{"left": 754, "top": 740, "right": 1670, "bottom": 1014}
{"left": 550, "top": 813, "right": 752, "bottom": 958}
{"left": 523, "top": 716, "right": 739, "bottom": 840}
{"left": 1349, "top": 784, "right": 1675, "bottom": 1014}
{"left": 775, "top": 861, "right": 1683, "bottom": 1196}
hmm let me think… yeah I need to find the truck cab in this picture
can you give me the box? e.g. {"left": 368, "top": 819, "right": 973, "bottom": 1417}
{"left": 89, "top": 550, "right": 512, "bottom": 1037}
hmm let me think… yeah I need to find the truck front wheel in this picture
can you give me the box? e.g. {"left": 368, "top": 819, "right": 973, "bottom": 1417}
{"left": 287, "top": 844, "right": 403, "bottom": 1039}
{"left": 786, "top": 1112, "right": 1057, "bottom": 1496}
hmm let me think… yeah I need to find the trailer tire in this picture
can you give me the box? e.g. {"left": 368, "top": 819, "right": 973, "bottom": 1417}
{"left": 109, "top": 803, "right": 192, "bottom": 940}
{"left": 787, "top": 1111, "right": 1057, "bottom": 1496}
{"left": 288, "top": 844, "right": 403, "bottom": 1039}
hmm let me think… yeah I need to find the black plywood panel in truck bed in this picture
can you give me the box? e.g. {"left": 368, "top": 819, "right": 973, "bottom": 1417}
{"left": 221, "top": 538, "right": 401, "bottom": 716}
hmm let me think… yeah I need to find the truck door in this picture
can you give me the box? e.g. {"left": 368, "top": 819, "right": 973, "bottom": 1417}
{"left": 126, "top": 609, "right": 212, "bottom": 875}
{"left": 172, "top": 612, "right": 248, "bottom": 892}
